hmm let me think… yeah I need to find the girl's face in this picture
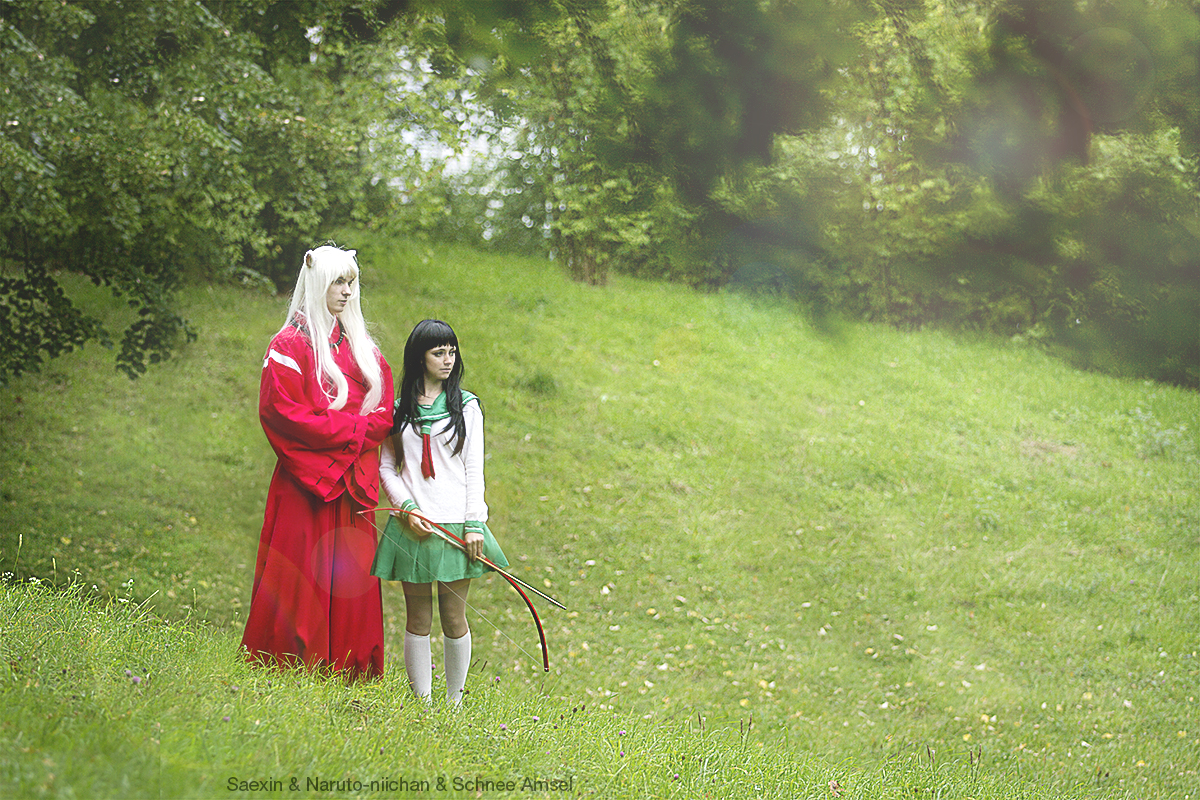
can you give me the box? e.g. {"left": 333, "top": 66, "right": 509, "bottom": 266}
{"left": 325, "top": 274, "right": 355, "bottom": 317}
{"left": 423, "top": 343, "right": 456, "bottom": 386}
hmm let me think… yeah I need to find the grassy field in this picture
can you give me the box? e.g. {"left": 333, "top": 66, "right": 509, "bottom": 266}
{"left": 2, "top": 231, "right": 1197, "bottom": 798}
{"left": 3, "top": 575, "right": 1087, "bottom": 799}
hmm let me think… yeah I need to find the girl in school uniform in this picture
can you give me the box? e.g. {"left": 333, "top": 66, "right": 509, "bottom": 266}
{"left": 372, "top": 319, "right": 508, "bottom": 703}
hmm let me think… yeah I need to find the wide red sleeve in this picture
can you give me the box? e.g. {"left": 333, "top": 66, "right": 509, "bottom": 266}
{"left": 259, "top": 331, "right": 369, "bottom": 502}
{"left": 365, "top": 355, "right": 394, "bottom": 449}
{"left": 344, "top": 353, "right": 394, "bottom": 508}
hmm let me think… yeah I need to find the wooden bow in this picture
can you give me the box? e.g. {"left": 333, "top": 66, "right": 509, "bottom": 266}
{"left": 363, "top": 507, "right": 563, "bottom": 672}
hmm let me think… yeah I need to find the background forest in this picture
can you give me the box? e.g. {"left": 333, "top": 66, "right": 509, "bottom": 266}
{"left": 2, "top": 0, "right": 1197, "bottom": 388}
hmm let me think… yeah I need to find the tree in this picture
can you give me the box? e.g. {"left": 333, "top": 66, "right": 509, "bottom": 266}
{"left": 406, "top": 0, "right": 856, "bottom": 284}
{"left": 400, "top": 0, "right": 1197, "bottom": 385}
{"left": 0, "top": 0, "right": 409, "bottom": 381}
{"left": 780, "top": 0, "right": 1199, "bottom": 384}
{"left": 2, "top": 0, "right": 854, "bottom": 378}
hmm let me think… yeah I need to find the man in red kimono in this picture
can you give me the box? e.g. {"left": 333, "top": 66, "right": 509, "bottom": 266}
{"left": 241, "top": 245, "right": 393, "bottom": 679}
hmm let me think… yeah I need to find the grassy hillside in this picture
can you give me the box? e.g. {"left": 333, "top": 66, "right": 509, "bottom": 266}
{"left": 4, "top": 575, "right": 1086, "bottom": 799}
{"left": 2, "top": 232, "right": 1197, "bottom": 798}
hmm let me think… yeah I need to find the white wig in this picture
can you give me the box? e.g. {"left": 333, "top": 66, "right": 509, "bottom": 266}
{"left": 282, "top": 244, "right": 383, "bottom": 414}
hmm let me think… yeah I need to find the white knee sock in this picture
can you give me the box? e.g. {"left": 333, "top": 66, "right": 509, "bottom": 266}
{"left": 404, "top": 632, "right": 432, "bottom": 700}
{"left": 444, "top": 631, "right": 471, "bottom": 705}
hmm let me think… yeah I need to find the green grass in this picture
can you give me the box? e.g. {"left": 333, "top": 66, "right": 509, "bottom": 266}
{"left": 2, "top": 231, "right": 1197, "bottom": 798}
{"left": 0, "top": 576, "right": 1113, "bottom": 799}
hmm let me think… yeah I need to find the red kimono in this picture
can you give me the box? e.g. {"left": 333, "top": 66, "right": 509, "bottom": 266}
{"left": 241, "top": 321, "right": 393, "bottom": 679}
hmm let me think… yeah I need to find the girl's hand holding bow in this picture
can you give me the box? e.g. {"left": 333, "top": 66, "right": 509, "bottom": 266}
{"left": 399, "top": 509, "right": 436, "bottom": 539}
{"left": 463, "top": 531, "right": 484, "bottom": 561}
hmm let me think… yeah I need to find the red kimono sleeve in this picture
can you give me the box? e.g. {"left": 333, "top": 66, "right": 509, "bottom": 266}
{"left": 259, "top": 331, "right": 372, "bottom": 503}
{"left": 345, "top": 356, "right": 394, "bottom": 508}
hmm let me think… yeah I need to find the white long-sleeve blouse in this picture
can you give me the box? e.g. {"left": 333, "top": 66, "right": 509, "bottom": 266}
{"left": 379, "top": 396, "right": 488, "bottom": 524}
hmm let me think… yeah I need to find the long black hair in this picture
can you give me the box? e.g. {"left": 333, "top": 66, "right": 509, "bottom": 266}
{"left": 394, "top": 319, "right": 469, "bottom": 455}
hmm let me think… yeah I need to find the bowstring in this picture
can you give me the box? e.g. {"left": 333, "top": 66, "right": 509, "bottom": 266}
{"left": 366, "top": 512, "right": 547, "bottom": 669}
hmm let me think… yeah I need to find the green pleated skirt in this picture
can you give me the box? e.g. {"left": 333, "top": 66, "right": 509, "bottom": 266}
{"left": 370, "top": 516, "right": 509, "bottom": 584}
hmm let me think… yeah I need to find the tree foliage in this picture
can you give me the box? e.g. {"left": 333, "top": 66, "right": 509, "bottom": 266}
{"left": 796, "top": 0, "right": 1200, "bottom": 385}
{"left": 383, "top": 0, "right": 1196, "bottom": 386}
{"left": 2, "top": 0, "right": 1195, "bottom": 386}
{"left": 0, "top": 0, "right": 413, "bottom": 380}
{"left": 407, "top": 0, "right": 855, "bottom": 285}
